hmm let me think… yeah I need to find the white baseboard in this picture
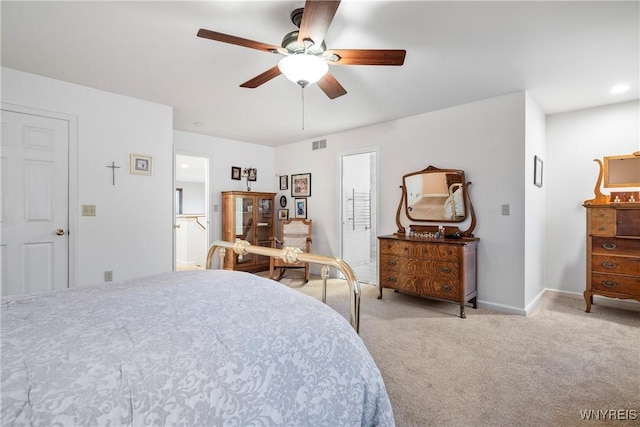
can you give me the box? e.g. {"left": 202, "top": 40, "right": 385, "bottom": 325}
{"left": 476, "top": 300, "right": 527, "bottom": 316}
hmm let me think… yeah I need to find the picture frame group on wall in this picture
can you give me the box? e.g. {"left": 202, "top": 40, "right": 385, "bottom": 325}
{"left": 231, "top": 166, "right": 241, "bottom": 180}
{"left": 294, "top": 198, "right": 307, "bottom": 219}
{"left": 291, "top": 173, "right": 311, "bottom": 197}
{"left": 130, "top": 154, "right": 152, "bottom": 176}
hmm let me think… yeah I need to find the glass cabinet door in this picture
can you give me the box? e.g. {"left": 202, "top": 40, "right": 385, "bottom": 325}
{"left": 234, "top": 196, "right": 254, "bottom": 264}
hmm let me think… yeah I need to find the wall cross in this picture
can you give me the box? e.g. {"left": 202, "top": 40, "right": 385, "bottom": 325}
{"left": 106, "top": 161, "right": 121, "bottom": 186}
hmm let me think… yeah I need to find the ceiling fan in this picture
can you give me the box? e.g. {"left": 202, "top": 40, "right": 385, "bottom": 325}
{"left": 197, "top": 0, "right": 406, "bottom": 99}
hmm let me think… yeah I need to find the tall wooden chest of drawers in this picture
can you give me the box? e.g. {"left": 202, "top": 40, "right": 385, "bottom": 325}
{"left": 584, "top": 205, "right": 640, "bottom": 312}
{"left": 378, "top": 234, "right": 479, "bottom": 318}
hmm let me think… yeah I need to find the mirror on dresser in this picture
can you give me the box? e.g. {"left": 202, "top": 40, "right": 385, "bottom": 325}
{"left": 394, "top": 165, "right": 477, "bottom": 237}
{"left": 583, "top": 152, "right": 640, "bottom": 313}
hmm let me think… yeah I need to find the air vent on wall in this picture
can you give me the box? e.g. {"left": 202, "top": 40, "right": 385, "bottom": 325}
{"left": 312, "top": 139, "right": 327, "bottom": 150}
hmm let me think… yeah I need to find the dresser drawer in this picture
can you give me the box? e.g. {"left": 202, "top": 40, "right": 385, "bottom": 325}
{"left": 592, "top": 254, "right": 640, "bottom": 275}
{"left": 591, "top": 273, "right": 640, "bottom": 295}
{"left": 379, "top": 239, "right": 459, "bottom": 261}
{"left": 590, "top": 208, "right": 616, "bottom": 236}
{"left": 379, "top": 272, "right": 460, "bottom": 301}
{"left": 380, "top": 255, "right": 459, "bottom": 279}
{"left": 379, "top": 239, "right": 410, "bottom": 256}
{"left": 591, "top": 237, "right": 640, "bottom": 257}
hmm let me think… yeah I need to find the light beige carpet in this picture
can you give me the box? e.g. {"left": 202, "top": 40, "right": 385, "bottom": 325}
{"left": 264, "top": 271, "right": 640, "bottom": 427}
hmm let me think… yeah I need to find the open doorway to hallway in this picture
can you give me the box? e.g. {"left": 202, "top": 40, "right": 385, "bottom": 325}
{"left": 175, "top": 154, "right": 209, "bottom": 270}
{"left": 340, "top": 150, "right": 377, "bottom": 284}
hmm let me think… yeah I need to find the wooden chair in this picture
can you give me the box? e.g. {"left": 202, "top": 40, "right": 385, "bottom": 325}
{"left": 269, "top": 219, "right": 312, "bottom": 283}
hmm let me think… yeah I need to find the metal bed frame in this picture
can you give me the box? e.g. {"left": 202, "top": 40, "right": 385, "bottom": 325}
{"left": 207, "top": 239, "right": 361, "bottom": 333}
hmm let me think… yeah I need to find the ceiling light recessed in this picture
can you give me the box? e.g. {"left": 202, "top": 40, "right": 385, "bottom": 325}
{"left": 610, "top": 84, "right": 630, "bottom": 94}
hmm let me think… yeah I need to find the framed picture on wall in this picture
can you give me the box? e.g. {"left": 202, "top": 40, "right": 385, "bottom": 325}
{"left": 278, "top": 209, "right": 289, "bottom": 221}
{"left": 231, "top": 166, "right": 241, "bottom": 180}
{"left": 280, "top": 175, "right": 288, "bottom": 190}
{"left": 534, "top": 155, "right": 543, "bottom": 187}
{"left": 130, "top": 154, "right": 152, "bottom": 176}
{"left": 291, "top": 173, "right": 311, "bottom": 197}
{"left": 294, "top": 198, "right": 307, "bottom": 219}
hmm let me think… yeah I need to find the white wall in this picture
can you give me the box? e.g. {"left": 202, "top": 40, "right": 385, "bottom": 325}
{"left": 275, "top": 92, "right": 529, "bottom": 311}
{"left": 524, "top": 93, "right": 547, "bottom": 309}
{"left": 176, "top": 181, "right": 206, "bottom": 214}
{"left": 1, "top": 67, "right": 174, "bottom": 285}
{"left": 173, "top": 130, "right": 275, "bottom": 267}
{"left": 546, "top": 100, "right": 640, "bottom": 295}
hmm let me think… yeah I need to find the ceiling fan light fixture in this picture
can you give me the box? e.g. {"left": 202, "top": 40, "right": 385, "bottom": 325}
{"left": 278, "top": 54, "right": 328, "bottom": 87}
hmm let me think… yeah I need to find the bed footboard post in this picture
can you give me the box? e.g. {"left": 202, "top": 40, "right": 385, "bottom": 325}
{"left": 218, "top": 247, "right": 226, "bottom": 269}
{"left": 321, "top": 266, "right": 329, "bottom": 303}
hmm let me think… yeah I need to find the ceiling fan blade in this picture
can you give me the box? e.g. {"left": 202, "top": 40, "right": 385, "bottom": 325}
{"left": 326, "top": 49, "right": 406, "bottom": 66}
{"left": 240, "top": 65, "right": 282, "bottom": 88}
{"left": 197, "top": 29, "right": 279, "bottom": 54}
{"left": 317, "top": 72, "right": 347, "bottom": 99}
{"left": 298, "top": 0, "right": 341, "bottom": 46}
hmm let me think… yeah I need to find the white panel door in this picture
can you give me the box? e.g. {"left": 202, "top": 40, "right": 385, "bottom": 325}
{"left": 1, "top": 109, "right": 69, "bottom": 295}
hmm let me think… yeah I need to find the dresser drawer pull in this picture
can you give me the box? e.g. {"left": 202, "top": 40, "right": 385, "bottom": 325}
{"left": 441, "top": 284, "right": 452, "bottom": 292}
{"left": 387, "top": 260, "right": 397, "bottom": 266}
{"left": 386, "top": 277, "right": 397, "bottom": 283}
{"left": 598, "top": 227, "right": 606, "bottom": 231}
{"left": 601, "top": 243, "right": 617, "bottom": 250}
{"left": 440, "top": 267, "right": 452, "bottom": 273}
{"left": 601, "top": 261, "right": 617, "bottom": 269}
{"left": 601, "top": 281, "right": 617, "bottom": 288}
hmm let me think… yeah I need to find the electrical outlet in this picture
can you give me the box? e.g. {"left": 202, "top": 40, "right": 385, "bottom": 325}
{"left": 501, "top": 204, "right": 510, "bottom": 215}
{"left": 213, "top": 204, "right": 219, "bottom": 212}
{"left": 104, "top": 270, "right": 113, "bottom": 282}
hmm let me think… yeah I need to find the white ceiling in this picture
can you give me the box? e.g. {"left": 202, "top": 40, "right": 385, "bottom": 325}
{"left": 2, "top": 1, "right": 638, "bottom": 147}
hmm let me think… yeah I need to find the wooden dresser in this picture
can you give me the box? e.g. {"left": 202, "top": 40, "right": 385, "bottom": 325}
{"left": 378, "top": 234, "right": 479, "bottom": 318}
{"left": 584, "top": 204, "right": 640, "bottom": 312}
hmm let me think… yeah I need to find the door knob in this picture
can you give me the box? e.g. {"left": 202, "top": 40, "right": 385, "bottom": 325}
{"left": 55, "top": 228, "right": 65, "bottom": 236}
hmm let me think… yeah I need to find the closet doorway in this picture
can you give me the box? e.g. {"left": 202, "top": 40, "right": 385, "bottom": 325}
{"left": 174, "top": 154, "right": 209, "bottom": 270}
{"left": 340, "top": 150, "right": 378, "bottom": 284}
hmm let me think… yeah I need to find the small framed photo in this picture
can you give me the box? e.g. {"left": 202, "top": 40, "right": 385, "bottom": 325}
{"left": 231, "top": 166, "right": 241, "bottom": 180}
{"left": 291, "top": 173, "right": 311, "bottom": 197}
{"left": 534, "top": 155, "right": 543, "bottom": 188}
{"left": 130, "top": 154, "right": 152, "bottom": 175}
{"left": 280, "top": 175, "right": 288, "bottom": 190}
{"left": 260, "top": 198, "right": 272, "bottom": 217}
{"left": 246, "top": 168, "right": 257, "bottom": 182}
{"left": 294, "top": 198, "right": 307, "bottom": 219}
{"left": 278, "top": 209, "right": 289, "bottom": 221}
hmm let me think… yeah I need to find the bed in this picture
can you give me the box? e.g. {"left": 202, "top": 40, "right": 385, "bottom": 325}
{"left": 1, "top": 242, "right": 394, "bottom": 426}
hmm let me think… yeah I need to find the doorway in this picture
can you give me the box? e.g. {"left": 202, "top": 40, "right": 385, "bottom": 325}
{"left": 340, "top": 150, "right": 377, "bottom": 284}
{"left": 174, "top": 154, "right": 209, "bottom": 270}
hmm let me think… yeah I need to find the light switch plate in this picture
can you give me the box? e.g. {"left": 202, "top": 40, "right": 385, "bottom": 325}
{"left": 82, "top": 205, "right": 96, "bottom": 216}
{"left": 501, "top": 204, "right": 510, "bottom": 215}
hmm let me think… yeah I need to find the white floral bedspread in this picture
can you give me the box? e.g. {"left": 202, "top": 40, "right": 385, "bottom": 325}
{"left": 1, "top": 270, "right": 393, "bottom": 426}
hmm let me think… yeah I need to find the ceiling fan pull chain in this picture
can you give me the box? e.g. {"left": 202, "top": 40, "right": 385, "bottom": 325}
{"left": 301, "top": 86, "right": 305, "bottom": 130}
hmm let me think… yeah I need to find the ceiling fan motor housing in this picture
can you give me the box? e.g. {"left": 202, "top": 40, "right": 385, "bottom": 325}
{"left": 281, "top": 30, "right": 326, "bottom": 55}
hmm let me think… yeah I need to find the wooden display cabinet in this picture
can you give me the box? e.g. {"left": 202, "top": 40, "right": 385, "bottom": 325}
{"left": 221, "top": 191, "right": 276, "bottom": 272}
